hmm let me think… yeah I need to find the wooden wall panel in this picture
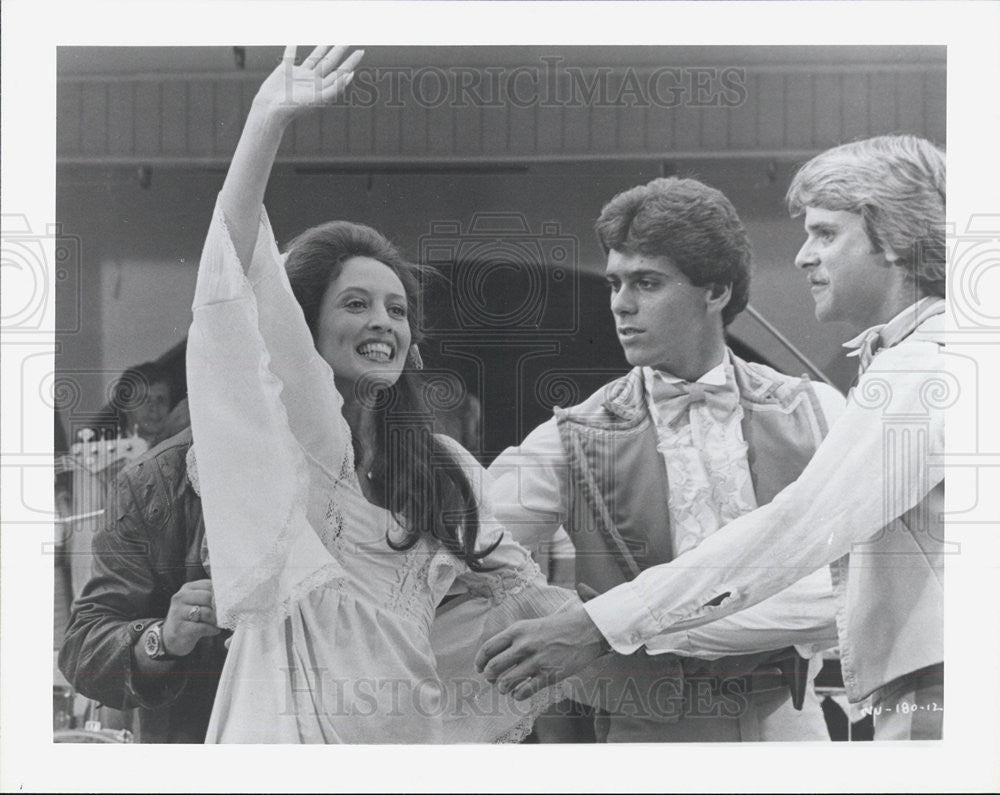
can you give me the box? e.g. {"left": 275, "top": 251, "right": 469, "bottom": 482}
{"left": 644, "top": 100, "right": 672, "bottom": 154}
{"left": 588, "top": 93, "right": 620, "bottom": 155}
{"left": 784, "top": 73, "right": 813, "bottom": 150}
{"left": 924, "top": 70, "right": 946, "bottom": 143}
{"left": 535, "top": 103, "right": 564, "bottom": 152}
{"left": 380, "top": 103, "right": 407, "bottom": 157}
{"left": 673, "top": 102, "right": 702, "bottom": 152}
{"left": 896, "top": 72, "right": 926, "bottom": 135}
{"left": 727, "top": 73, "right": 759, "bottom": 150}
{"left": 57, "top": 62, "right": 947, "bottom": 162}
{"left": 106, "top": 82, "right": 135, "bottom": 156}
{"left": 755, "top": 73, "right": 786, "bottom": 149}
{"left": 291, "top": 112, "right": 323, "bottom": 158}
{"left": 79, "top": 84, "right": 108, "bottom": 154}
{"left": 480, "top": 103, "right": 509, "bottom": 155}
{"left": 321, "top": 99, "right": 350, "bottom": 155}
{"left": 700, "top": 102, "right": 730, "bottom": 152}
{"left": 812, "top": 73, "right": 843, "bottom": 149}
{"left": 868, "top": 72, "right": 898, "bottom": 135}
{"left": 132, "top": 82, "right": 161, "bottom": 158}
{"left": 617, "top": 101, "right": 648, "bottom": 153}
{"left": 349, "top": 106, "right": 376, "bottom": 157}
{"left": 508, "top": 104, "right": 537, "bottom": 157}
{"left": 561, "top": 97, "right": 591, "bottom": 153}
{"left": 57, "top": 82, "right": 82, "bottom": 155}
{"left": 186, "top": 82, "right": 216, "bottom": 158}
{"left": 840, "top": 73, "right": 870, "bottom": 141}
{"left": 451, "top": 106, "right": 480, "bottom": 157}
{"left": 160, "top": 82, "right": 188, "bottom": 155}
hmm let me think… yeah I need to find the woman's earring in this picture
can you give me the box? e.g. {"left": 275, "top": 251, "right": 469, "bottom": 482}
{"left": 407, "top": 344, "right": 424, "bottom": 371}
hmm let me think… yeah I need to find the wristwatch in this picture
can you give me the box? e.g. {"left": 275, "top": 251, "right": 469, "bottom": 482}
{"left": 143, "top": 620, "right": 180, "bottom": 661}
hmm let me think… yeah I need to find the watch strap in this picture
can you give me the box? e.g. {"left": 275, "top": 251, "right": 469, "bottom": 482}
{"left": 144, "top": 620, "right": 182, "bottom": 661}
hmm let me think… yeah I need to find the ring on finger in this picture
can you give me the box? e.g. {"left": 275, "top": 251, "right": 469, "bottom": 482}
{"left": 188, "top": 605, "right": 201, "bottom": 623}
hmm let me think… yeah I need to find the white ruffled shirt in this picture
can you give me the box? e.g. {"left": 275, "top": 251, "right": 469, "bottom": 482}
{"left": 643, "top": 355, "right": 758, "bottom": 558}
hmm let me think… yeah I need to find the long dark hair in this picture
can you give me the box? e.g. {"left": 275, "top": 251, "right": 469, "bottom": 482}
{"left": 284, "top": 220, "right": 498, "bottom": 571}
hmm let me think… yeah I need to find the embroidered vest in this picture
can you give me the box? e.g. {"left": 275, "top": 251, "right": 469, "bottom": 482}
{"left": 555, "top": 354, "right": 830, "bottom": 723}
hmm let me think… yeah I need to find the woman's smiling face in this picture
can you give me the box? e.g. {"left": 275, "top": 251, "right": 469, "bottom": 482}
{"left": 315, "top": 256, "right": 413, "bottom": 394}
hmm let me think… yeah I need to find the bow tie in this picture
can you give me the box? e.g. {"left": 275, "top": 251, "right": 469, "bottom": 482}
{"left": 843, "top": 324, "right": 886, "bottom": 378}
{"left": 649, "top": 374, "right": 739, "bottom": 427}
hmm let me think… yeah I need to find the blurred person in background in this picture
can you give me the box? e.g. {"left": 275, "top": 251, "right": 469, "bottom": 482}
{"left": 103, "top": 361, "right": 175, "bottom": 445}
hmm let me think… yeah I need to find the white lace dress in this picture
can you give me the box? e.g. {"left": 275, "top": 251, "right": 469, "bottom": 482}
{"left": 187, "top": 200, "right": 573, "bottom": 743}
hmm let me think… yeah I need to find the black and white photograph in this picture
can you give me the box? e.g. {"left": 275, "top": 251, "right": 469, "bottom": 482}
{"left": 2, "top": 1, "right": 999, "bottom": 792}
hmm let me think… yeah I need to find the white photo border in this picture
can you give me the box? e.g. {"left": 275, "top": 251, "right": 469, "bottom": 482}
{"left": 2, "top": 1, "right": 999, "bottom": 792}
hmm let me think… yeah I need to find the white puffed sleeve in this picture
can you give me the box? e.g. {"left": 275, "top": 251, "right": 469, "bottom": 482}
{"left": 187, "top": 199, "right": 349, "bottom": 629}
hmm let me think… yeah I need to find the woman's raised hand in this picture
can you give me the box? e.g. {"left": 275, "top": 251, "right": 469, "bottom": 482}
{"left": 254, "top": 45, "right": 365, "bottom": 124}
{"left": 218, "top": 45, "right": 365, "bottom": 269}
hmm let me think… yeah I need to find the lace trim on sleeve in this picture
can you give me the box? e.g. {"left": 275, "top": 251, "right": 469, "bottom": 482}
{"left": 203, "top": 295, "right": 351, "bottom": 629}
{"left": 188, "top": 200, "right": 350, "bottom": 630}
{"left": 490, "top": 681, "right": 572, "bottom": 744}
{"left": 433, "top": 590, "right": 575, "bottom": 744}
{"left": 224, "top": 561, "right": 349, "bottom": 632}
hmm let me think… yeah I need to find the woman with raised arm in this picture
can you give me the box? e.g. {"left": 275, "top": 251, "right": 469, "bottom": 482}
{"left": 187, "top": 45, "right": 575, "bottom": 743}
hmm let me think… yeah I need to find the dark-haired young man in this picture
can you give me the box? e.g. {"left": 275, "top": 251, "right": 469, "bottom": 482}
{"left": 485, "top": 175, "right": 845, "bottom": 742}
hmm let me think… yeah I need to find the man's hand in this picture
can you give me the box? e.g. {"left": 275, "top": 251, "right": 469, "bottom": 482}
{"left": 474, "top": 602, "right": 609, "bottom": 701}
{"left": 161, "top": 579, "right": 221, "bottom": 657}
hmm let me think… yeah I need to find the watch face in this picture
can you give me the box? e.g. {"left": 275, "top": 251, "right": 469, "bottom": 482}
{"left": 144, "top": 625, "right": 161, "bottom": 658}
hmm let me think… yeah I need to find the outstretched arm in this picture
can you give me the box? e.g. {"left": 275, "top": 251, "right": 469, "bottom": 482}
{"left": 220, "top": 45, "right": 363, "bottom": 271}
{"left": 476, "top": 340, "right": 944, "bottom": 698}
